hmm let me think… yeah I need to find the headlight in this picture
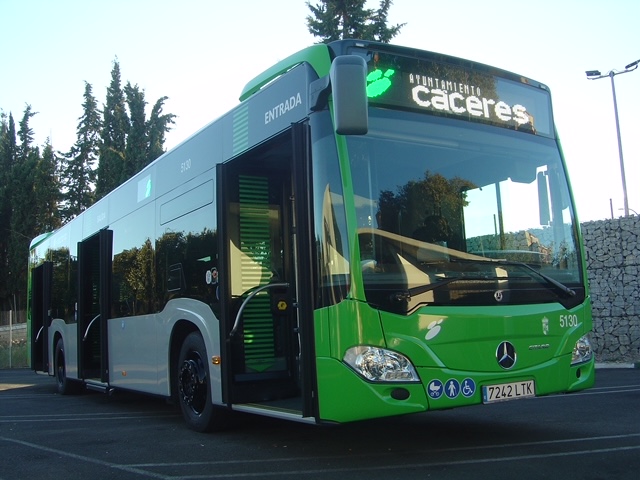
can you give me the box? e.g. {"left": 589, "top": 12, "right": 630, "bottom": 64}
{"left": 571, "top": 334, "right": 593, "bottom": 365}
{"left": 343, "top": 346, "right": 420, "bottom": 382}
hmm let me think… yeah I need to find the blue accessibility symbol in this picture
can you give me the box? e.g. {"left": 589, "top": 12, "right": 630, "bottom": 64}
{"left": 461, "top": 378, "right": 476, "bottom": 398}
{"left": 445, "top": 378, "right": 460, "bottom": 399}
{"left": 427, "top": 379, "right": 444, "bottom": 399}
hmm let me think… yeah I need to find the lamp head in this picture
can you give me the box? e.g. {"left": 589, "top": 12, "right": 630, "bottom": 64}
{"left": 625, "top": 59, "right": 640, "bottom": 70}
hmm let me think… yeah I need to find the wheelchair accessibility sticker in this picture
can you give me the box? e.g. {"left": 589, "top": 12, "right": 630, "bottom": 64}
{"left": 461, "top": 378, "right": 476, "bottom": 397}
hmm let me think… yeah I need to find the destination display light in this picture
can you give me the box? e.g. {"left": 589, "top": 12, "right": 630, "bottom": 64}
{"left": 365, "top": 52, "right": 553, "bottom": 137}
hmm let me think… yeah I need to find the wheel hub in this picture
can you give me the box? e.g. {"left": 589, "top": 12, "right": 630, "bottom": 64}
{"left": 179, "top": 355, "right": 206, "bottom": 412}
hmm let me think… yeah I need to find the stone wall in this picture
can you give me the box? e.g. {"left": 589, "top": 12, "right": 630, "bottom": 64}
{"left": 581, "top": 216, "right": 640, "bottom": 363}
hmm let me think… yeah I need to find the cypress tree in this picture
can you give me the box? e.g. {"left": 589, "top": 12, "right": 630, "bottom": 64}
{"left": 7, "top": 106, "right": 40, "bottom": 308}
{"left": 96, "top": 60, "right": 128, "bottom": 200}
{"left": 16, "top": 105, "right": 37, "bottom": 159}
{"left": 60, "top": 82, "right": 100, "bottom": 221}
{"left": 33, "top": 140, "right": 62, "bottom": 232}
{"left": 0, "top": 112, "right": 17, "bottom": 308}
{"left": 123, "top": 82, "right": 147, "bottom": 181}
{"left": 95, "top": 61, "right": 176, "bottom": 194}
{"left": 146, "top": 96, "right": 175, "bottom": 168}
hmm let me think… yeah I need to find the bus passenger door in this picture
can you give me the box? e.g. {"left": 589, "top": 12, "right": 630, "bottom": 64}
{"left": 30, "top": 261, "right": 52, "bottom": 373}
{"left": 77, "top": 229, "right": 112, "bottom": 383}
{"left": 218, "top": 124, "right": 316, "bottom": 418}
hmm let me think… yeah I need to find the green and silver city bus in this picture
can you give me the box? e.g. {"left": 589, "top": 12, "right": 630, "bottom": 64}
{"left": 28, "top": 40, "right": 594, "bottom": 431}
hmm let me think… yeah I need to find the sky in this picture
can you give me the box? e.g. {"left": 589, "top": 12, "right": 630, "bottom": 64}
{"left": 1, "top": 0, "right": 639, "bottom": 223}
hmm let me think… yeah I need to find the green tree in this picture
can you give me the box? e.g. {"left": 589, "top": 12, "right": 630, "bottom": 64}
{"left": 123, "top": 82, "right": 147, "bottom": 182}
{"left": 7, "top": 106, "right": 40, "bottom": 308}
{"left": 0, "top": 64, "right": 176, "bottom": 310}
{"left": 0, "top": 112, "right": 18, "bottom": 170}
{"left": 16, "top": 105, "right": 37, "bottom": 161}
{"left": 306, "top": 0, "right": 405, "bottom": 43}
{"left": 33, "top": 140, "right": 62, "bottom": 233}
{"left": 364, "top": 0, "right": 402, "bottom": 43}
{"left": 146, "top": 96, "right": 175, "bottom": 167}
{"left": 96, "top": 60, "right": 128, "bottom": 200}
{"left": 0, "top": 112, "right": 17, "bottom": 308}
{"left": 96, "top": 61, "right": 176, "bottom": 197}
{"left": 60, "top": 81, "right": 100, "bottom": 221}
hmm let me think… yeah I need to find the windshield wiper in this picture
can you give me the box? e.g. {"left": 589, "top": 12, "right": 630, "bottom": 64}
{"left": 390, "top": 277, "right": 463, "bottom": 302}
{"left": 389, "top": 259, "right": 575, "bottom": 306}
{"left": 447, "top": 256, "right": 577, "bottom": 297}
{"left": 390, "top": 275, "right": 507, "bottom": 303}
{"left": 495, "top": 260, "right": 576, "bottom": 297}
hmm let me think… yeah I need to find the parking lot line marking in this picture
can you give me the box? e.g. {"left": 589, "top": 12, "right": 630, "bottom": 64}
{"left": 131, "top": 445, "right": 640, "bottom": 478}
{"left": 0, "top": 436, "right": 171, "bottom": 479}
{"left": 119, "top": 433, "right": 640, "bottom": 479}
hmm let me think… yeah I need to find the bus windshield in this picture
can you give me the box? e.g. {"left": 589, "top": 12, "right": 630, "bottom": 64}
{"left": 349, "top": 107, "right": 582, "bottom": 313}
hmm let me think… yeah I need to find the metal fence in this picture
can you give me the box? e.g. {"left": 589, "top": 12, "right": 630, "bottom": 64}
{"left": 0, "top": 312, "right": 27, "bottom": 369}
{"left": 0, "top": 309, "right": 26, "bottom": 327}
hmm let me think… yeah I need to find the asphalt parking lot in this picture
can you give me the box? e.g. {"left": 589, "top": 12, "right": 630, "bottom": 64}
{"left": 1, "top": 367, "right": 639, "bottom": 480}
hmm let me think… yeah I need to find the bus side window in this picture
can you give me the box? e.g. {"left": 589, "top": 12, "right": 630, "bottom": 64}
{"left": 156, "top": 179, "right": 218, "bottom": 311}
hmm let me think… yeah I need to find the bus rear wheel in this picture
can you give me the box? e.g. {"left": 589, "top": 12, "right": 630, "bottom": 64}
{"left": 177, "top": 332, "right": 226, "bottom": 432}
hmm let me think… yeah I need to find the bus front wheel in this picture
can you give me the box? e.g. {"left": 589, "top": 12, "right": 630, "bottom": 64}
{"left": 54, "top": 338, "right": 79, "bottom": 395}
{"left": 177, "top": 332, "right": 225, "bottom": 432}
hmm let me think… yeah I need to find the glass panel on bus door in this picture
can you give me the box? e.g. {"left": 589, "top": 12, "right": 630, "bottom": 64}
{"left": 30, "top": 261, "right": 52, "bottom": 373}
{"left": 221, "top": 131, "right": 300, "bottom": 405}
{"left": 77, "top": 229, "right": 112, "bottom": 382}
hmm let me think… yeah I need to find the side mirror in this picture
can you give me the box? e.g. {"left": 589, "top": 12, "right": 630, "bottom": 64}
{"left": 330, "top": 55, "right": 368, "bottom": 135}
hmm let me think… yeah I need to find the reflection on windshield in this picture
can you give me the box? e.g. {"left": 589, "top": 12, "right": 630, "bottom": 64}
{"left": 349, "top": 108, "right": 583, "bottom": 313}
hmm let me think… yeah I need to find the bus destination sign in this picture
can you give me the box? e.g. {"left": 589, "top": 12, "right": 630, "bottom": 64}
{"left": 365, "top": 52, "right": 552, "bottom": 137}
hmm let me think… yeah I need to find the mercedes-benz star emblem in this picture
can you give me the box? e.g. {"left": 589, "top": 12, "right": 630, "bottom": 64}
{"left": 496, "top": 341, "right": 516, "bottom": 369}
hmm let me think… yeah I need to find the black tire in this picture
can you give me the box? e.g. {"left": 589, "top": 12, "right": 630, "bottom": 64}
{"left": 177, "top": 332, "right": 227, "bottom": 432}
{"left": 54, "top": 338, "right": 80, "bottom": 395}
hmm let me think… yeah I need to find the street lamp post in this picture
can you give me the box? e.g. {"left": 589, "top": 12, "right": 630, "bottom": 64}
{"left": 586, "top": 59, "right": 639, "bottom": 218}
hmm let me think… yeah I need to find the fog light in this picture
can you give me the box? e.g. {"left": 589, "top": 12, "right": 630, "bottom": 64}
{"left": 391, "top": 388, "right": 410, "bottom": 400}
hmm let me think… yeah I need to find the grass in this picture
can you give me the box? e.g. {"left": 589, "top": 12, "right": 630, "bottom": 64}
{"left": 0, "top": 336, "right": 29, "bottom": 369}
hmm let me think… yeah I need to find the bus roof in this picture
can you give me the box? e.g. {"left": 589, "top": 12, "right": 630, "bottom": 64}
{"left": 29, "top": 231, "right": 54, "bottom": 251}
{"left": 239, "top": 44, "right": 332, "bottom": 101}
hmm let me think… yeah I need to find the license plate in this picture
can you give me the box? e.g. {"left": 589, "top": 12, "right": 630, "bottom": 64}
{"left": 482, "top": 380, "right": 535, "bottom": 403}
